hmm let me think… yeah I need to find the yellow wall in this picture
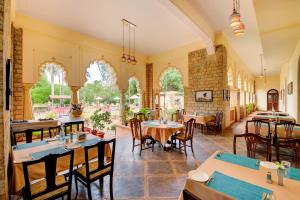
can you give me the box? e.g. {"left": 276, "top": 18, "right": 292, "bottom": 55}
{"left": 14, "top": 14, "right": 148, "bottom": 91}
{"left": 149, "top": 41, "right": 204, "bottom": 89}
{"left": 255, "top": 75, "right": 280, "bottom": 111}
{"left": 279, "top": 40, "right": 300, "bottom": 122}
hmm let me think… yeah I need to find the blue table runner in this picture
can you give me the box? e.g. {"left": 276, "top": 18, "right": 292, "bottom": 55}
{"left": 31, "top": 147, "right": 68, "bottom": 160}
{"left": 16, "top": 141, "right": 48, "bottom": 150}
{"left": 286, "top": 167, "right": 300, "bottom": 182}
{"left": 207, "top": 171, "right": 273, "bottom": 200}
{"left": 215, "top": 152, "right": 260, "bottom": 170}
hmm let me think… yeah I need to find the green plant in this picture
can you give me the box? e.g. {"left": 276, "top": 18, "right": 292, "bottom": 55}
{"left": 45, "top": 111, "right": 57, "bottom": 119}
{"left": 139, "top": 107, "right": 150, "bottom": 116}
{"left": 90, "top": 109, "right": 112, "bottom": 130}
{"left": 121, "top": 105, "right": 130, "bottom": 125}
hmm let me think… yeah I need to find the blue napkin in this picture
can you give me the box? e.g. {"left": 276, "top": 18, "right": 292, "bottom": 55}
{"left": 207, "top": 171, "right": 273, "bottom": 200}
{"left": 31, "top": 147, "right": 67, "bottom": 160}
{"left": 76, "top": 138, "right": 100, "bottom": 147}
{"left": 286, "top": 167, "right": 300, "bottom": 182}
{"left": 215, "top": 152, "right": 260, "bottom": 170}
{"left": 16, "top": 141, "right": 48, "bottom": 150}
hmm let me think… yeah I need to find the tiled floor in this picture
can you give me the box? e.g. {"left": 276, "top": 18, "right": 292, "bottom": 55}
{"left": 73, "top": 119, "right": 249, "bottom": 200}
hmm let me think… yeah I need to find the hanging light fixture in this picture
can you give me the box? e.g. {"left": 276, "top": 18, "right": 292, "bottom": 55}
{"left": 121, "top": 19, "right": 137, "bottom": 65}
{"left": 229, "top": 0, "right": 245, "bottom": 36}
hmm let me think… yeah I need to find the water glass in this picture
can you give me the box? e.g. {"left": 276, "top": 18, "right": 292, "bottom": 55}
{"left": 281, "top": 160, "right": 291, "bottom": 169}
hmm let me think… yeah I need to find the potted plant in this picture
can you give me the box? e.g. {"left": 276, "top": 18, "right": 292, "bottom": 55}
{"left": 121, "top": 105, "right": 130, "bottom": 126}
{"left": 90, "top": 109, "right": 112, "bottom": 137}
{"left": 70, "top": 103, "right": 84, "bottom": 117}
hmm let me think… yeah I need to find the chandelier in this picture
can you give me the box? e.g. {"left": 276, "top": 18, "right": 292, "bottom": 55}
{"left": 121, "top": 19, "right": 137, "bottom": 65}
{"left": 229, "top": 0, "right": 245, "bottom": 36}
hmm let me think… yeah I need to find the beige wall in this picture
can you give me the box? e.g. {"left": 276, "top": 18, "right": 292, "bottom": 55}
{"left": 14, "top": 14, "right": 148, "bottom": 91}
{"left": 279, "top": 40, "right": 300, "bottom": 122}
{"left": 255, "top": 75, "right": 280, "bottom": 111}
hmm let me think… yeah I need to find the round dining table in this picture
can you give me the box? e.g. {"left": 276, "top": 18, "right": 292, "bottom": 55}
{"left": 142, "top": 120, "right": 184, "bottom": 145}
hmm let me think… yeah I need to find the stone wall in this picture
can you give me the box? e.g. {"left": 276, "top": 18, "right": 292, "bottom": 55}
{"left": 12, "top": 26, "right": 23, "bottom": 120}
{"left": 184, "top": 45, "right": 229, "bottom": 115}
{"left": 145, "top": 63, "right": 153, "bottom": 108}
{"left": 0, "top": 0, "right": 12, "bottom": 199}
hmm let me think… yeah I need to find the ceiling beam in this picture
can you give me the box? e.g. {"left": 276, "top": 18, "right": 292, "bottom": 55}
{"left": 157, "top": 0, "right": 215, "bottom": 55}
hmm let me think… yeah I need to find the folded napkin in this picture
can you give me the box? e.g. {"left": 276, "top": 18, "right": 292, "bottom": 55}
{"left": 286, "top": 167, "right": 300, "bottom": 182}
{"left": 31, "top": 147, "right": 68, "bottom": 160}
{"left": 16, "top": 141, "right": 48, "bottom": 150}
{"left": 207, "top": 171, "right": 273, "bottom": 200}
{"left": 215, "top": 152, "right": 260, "bottom": 170}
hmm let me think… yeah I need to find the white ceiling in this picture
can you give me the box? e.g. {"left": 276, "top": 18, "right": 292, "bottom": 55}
{"left": 187, "top": 0, "right": 264, "bottom": 76}
{"left": 254, "top": 0, "right": 300, "bottom": 74}
{"left": 16, "top": 0, "right": 204, "bottom": 55}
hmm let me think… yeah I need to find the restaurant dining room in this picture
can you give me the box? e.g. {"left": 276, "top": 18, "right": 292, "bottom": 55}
{"left": 0, "top": 0, "right": 300, "bottom": 199}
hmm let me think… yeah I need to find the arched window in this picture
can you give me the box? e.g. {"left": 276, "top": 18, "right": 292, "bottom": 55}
{"left": 237, "top": 73, "right": 242, "bottom": 89}
{"left": 126, "top": 77, "right": 141, "bottom": 113}
{"left": 227, "top": 67, "right": 233, "bottom": 86}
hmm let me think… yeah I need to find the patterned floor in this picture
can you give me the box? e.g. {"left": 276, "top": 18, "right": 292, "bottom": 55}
{"left": 73, "top": 119, "right": 249, "bottom": 200}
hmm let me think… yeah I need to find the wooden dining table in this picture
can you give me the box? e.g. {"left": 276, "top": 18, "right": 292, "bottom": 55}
{"left": 180, "top": 151, "right": 300, "bottom": 200}
{"left": 11, "top": 133, "right": 112, "bottom": 193}
{"left": 142, "top": 120, "right": 184, "bottom": 145}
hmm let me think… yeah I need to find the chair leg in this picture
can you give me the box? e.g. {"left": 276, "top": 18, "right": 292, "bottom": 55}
{"left": 190, "top": 140, "right": 194, "bottom": 153}
{"left": 75, "top": 176, "right": 79, "bottom": 198}
{"left": 87, "top": 183, "right": 92, "bottom": 200}
{"left": 109, "top": 174, "right": 114, "bottom": 200}
{"left": 99, "top": 177, "right": 103, "bottom": 196}
{"left": 140, "top": 141, "right": 143, "bottom": 156}
{"left": 152, "top": 139, "right": 154, "bottom": 152}
{"left": 184, "top": 141, "right": 187, "bottom": 156}
{"left": 132, "top": 139, "right": 135, "bottom": 152}
{"left": 233, "top": 136, "right": 237, "bottom": 154}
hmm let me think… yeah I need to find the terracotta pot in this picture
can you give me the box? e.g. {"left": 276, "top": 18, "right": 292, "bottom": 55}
{"left": 91, "top": 129, "right": 98, "bottom": 135}
{"left": 71, "top": 110, "right": 83, "bottom": 117}
{"left": 96, "top": 131, "right": 105, "bottom": 138}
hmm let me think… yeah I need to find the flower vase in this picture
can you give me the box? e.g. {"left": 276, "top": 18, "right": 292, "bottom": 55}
{"left": 277, "top": 168, "right": 285, "bottom": 186}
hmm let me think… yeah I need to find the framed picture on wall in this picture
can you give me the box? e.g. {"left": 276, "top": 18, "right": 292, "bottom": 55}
{"left": 195, "top": 90, "right": 213, "bottom": 102}
{"left": 288, "top": 82, "right": 293, "bottom": 95}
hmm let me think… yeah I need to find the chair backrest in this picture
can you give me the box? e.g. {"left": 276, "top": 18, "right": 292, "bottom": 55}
{"left": 130, "top": 118, "right": 142, "bottom": 140}
{"left": 48, "top": 126, "right": 60, "bottom": 138}
{"left": 134, "top": 112, "right": 147, "bottom": 121}
{"left": 184, "top": 118, "right": 196, "bottom": 139}
{"left": 12, "top": 128, "right": 44, "bottom": 145}
{"left": 215, "top": 111, "right": 223, "bottom": 125}
{"left": 83, "top": 138, "right": 116, "bottom": 180}
{"left": 64, "top": 124, "right": 73, "bottom": 135}
{"left": 242, "top": 133, "right": 272, "bottom": 160}
{"left": 22, "top": 149, "right": 74, "bottom": 200}
{"left": 275, "top": 122, "right": 300, "bottom": 139}
{"left": 246, "top": 120, "right": 271, "bottom": 137}
{"left": 149, "top": 110, "right": 157, "bottom": 120}
{"left": 276, "top": 138, "right": 300, "bottom": 167}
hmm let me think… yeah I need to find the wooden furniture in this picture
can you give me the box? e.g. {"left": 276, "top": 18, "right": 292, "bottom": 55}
{"left": 207, "top": 111, "right": 223, "bottom": 134}
{"left": 267, "top": 89, "right": 279, "bottom": 111}
{"left": 11, "top": 120, "right": 58, "bottom": 133}
{"left": 276, "top": 138, "right": 300, "bottom": 168}
{"left": 182, "top": 189, "right": 201, "bottom": 200}
{"left": 234, "top": 133, "right": 272, "bottom": 161}
{"left": 12, "top": 128, "right": 44, "bottom": 145}
{"left": 179, "top": 151, "right": 300, "bottom": 200}
{"left": 22, "top": 150, "right": 74, "bottom": 200}
{"left": 171, "top": 109, "right": 185, "bottom": 123}
{"left": 134, "top": 112, "right": 147, "bottom": 121}
{"left": 171, "top": 118, "right": 196, "bottom": 156}
{"left": 48, "top": 126, "right": 60, "bottom": 138}
{"left": 275, "top": 122, "right": 300, "bottom": 139}
{"left": 183, "top": 114, "right": 215, "bottom": 133}
{"left": 12, "top": 134, "right": 112, "bottom": 193}
{"left": 74, "top": 138, "right": 116, "bottom": 200}
{"left": 130, "top": 118, "right": 154, "bottom": 155}
{"left": 59, "top": 117, "right": 85, "bottom": 132}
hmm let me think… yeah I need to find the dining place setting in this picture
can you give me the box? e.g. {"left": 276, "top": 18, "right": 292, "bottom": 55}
{"left": 181, "top": 151, "right": 300, "bottom": 200}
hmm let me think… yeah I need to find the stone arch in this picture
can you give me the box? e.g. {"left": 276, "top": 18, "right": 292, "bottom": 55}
{"left": 82, "top": 59, "right": 119, "bottom": 91}
{"left": 298, "top": 56, "right": 300, "bottom": 122}
{"left": 227, "top": 65, "right": 233, "bottom": 87}
{"left": 237, "top": 72, "right": 242, "bottom": 89}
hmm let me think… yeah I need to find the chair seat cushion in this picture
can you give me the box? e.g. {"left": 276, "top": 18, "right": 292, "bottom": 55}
{"left": 173, "top": 133, "right": 191, "bottom": 141}
{"left": 30, "top": 175, "right": 68, "bottom": 200}
{"left": 75, "top": 161, "right": 111, "bottom": 179}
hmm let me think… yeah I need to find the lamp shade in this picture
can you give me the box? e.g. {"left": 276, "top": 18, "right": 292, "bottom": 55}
{"left": 230, "top": 11, "right": 241, "bottom": 27}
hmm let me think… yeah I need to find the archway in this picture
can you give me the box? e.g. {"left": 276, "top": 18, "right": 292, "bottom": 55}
{"left": 79, "top": 60, "right": 120, "bottom": 126}
{"left": 31, "top": 62, "right": 71, "bottom": 119}
{"left": 267, "top": 89, "right": 279, "bottom": 111}
{"left": 126, "top": 77, "right": 141, "bottom": 113}
{"left": 159, "top": 67, "right": 184, "bottom": 116}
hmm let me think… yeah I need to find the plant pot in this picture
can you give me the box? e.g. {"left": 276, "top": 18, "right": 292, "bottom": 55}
{"left": 91, "top": 129, "right": 98, "bottom": 135}
{"left": 71, "top": 110, "right": 83, "bottom": 118}
{"left": 96, "top": 131, "right": 105, "bottom": 138}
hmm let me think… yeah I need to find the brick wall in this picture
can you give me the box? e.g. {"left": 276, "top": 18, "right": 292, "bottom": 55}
{"left": 12, "top": 26, "right": 24, "bottom": 120}
{"left": 184, "top": 45, "right": 228, "bottom": 114}
{"left": 145, "top": 63, "right": 153, "bottom": 108}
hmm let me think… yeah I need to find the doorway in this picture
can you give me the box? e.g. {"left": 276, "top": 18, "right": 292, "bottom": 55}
{"left": 267, "top": 89, "right": 279, "bottom": 111}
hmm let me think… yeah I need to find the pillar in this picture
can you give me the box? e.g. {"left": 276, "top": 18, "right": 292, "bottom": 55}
{"left": 145, "top": 63, "right": 153, "bottom": 108}
{"left": 70, "top": 86, "right": 80, "bottom": 104}
{"left": 23, "top": 83, "right": 34, "bottom": 120}
{"left": 120, "top": 89, "right": 126, "bottom": 113}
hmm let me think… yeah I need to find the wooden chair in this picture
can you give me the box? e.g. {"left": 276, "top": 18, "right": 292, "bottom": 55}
{"left": 64, "top": 124, "right": 73, "bottom": 135}
{"left": 130, "top": 118, "right": 154, "bottom": 155}
{"left": 275, "top": 122, "right": 300, "bottom": 139}
{"left": 171, "top": 110, "right": 184, "bottom": 123}
{"left": 48, "top": 126, "right": 61, "bottom": 138}
{"left": 245, "top": 120, "right": 271, "bottom": 138}
{"left": 22, "top": 150, "right": 74, "bottom": 200}
{"left": 12, "top": 128, "right": 44, "bottom": 145}
{"left": 171, "top": 118, "right": 196, "bottom": 156}
{"left": 207, "top": 111, "right": 223, "bottom": 134}
{"left": 234, "top": 133, "right": 272, "bottom": 161}
{"left": 276, "top": 139, "right": 300, "bottom": 168}
{"left": 148, "top": 110, "right": 157, "bottom": 120}
{"left": 74, "top": 138, "right": 116, "bottom": 200}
